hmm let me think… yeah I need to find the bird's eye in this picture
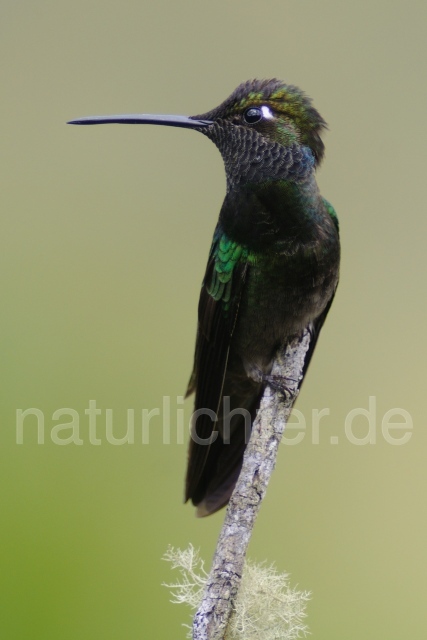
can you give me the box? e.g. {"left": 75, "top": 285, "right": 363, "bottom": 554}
{"left": 243, "top": 107, "right": 263, "bottom": 124}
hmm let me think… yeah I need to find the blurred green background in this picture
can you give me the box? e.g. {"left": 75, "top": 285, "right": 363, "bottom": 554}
{"left": 1, "top": 1, "right": 426, "bottom": 638}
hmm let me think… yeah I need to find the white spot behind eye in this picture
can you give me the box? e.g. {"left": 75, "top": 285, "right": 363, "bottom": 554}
{"left": 261, "top": 105, "right": 274, "bottom": 119}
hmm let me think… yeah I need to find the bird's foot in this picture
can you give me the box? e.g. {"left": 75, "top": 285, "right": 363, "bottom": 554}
{"left": 263, "top": 374, "right": 298, "bottom": 400}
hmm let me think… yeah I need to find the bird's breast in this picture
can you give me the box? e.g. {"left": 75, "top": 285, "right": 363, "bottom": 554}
{"left": 232, "top": 244, "right": 339, "bottom": 376}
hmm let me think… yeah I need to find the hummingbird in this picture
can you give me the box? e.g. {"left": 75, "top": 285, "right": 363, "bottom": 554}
{"left": 69, "top": 79, "right": 340, "bottom": 516}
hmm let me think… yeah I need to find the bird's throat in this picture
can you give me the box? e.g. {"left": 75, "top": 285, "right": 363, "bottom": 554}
{"left": 219, "top": 178, "right": 328, "bottom": 253}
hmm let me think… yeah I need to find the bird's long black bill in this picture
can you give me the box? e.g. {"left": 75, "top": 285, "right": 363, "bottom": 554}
{"left": 67, "top": 114, "right": 213, "bottom": 128}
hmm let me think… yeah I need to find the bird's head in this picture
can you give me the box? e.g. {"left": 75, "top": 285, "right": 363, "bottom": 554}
{"left": 194, "top": 78, "right": 326, "bottom": 164}
{"left": 68, "top": 78, "right": 326, "bottom": 190}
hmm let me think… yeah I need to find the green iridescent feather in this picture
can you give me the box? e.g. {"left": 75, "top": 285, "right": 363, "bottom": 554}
{"left": 207, "top": 233, "right": 249, "bottom": 313}
{"left": 322, "top": 198, "right": 339, "bottom": 231}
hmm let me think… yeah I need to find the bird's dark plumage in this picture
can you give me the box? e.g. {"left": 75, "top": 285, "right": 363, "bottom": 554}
{"left": 184, "top": 80, "right": 340, "bottom": 515}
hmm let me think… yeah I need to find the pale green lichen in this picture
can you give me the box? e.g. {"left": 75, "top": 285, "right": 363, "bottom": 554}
{"left": 163, "top": 545, "right": 311, "bottom": 639}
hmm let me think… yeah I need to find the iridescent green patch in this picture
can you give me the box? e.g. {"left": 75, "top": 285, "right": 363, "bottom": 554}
{"left": 207, "top": 234, "right": 248, "bottom": 313}
{"left": 322, "top": 198, "right": 339, "bottom": 231}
